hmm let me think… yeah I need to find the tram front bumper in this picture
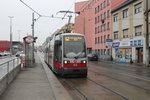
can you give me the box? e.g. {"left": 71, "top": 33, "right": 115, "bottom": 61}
{"left": 61, "top": 67, "right": 87, "bottom": 76}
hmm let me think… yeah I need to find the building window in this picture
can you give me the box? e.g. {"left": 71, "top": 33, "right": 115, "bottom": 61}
{"left": 113, "top": 14, "right": 118, "bottom": 22}
{"left": 95, "top": 27, "right": 97, "bottom": 34}
{"left": 114, "top": 31, "right": 118, "bottom": 39}
{"left": 99, "top": 37, "right": 101, "bottom": 43}
{"left": 101, "top": 36, "right": 103, "bottom": 43}
{"left": 107, "top": 10, "right": 110, "bottom": 18}
{"left": 95, "top": 17, "right": 97, "bottom": 24}
{"left": 123, "top": 29, "right": 128, "bottom": 38}
{"left": 107, "top": 22, "right": 110, "bottom": 30}
{"left": 101, "top": 3, "right": 103, "bottom": 10}
{"left": 98, "top": 37, "right": 100, "bottom": 43}
{"left": 98, "top": 5, "right": 100, "bottom": 12}
{"left": 95, "top": 8, "right": 97, "bottom": 14}
{"left": 107, "top": 0, "right": 110, "bottom": 6}
{"left": 104, "top": 35, "right": 106, "bottom": 43}
{"left": 104, "top": 49, "right": 106, "bottom": 55}
{"left": 95, "top": 38, "right": 97, "bottom": 44}
{"left": 104, "top": 12, "right": 106, "bottom": 19}
{"left": 101, "top": 49, "right": 103, "bottom": 55}
{"left": 123, "top": 9, "right": 128, "bottom": 18}
{"left": 98, "top": 16, "right": 100, "bottom": 23}
{"left": 98, "top": 26, "right": 100, "bottom": 33}
{"left": 135, "top": 25, "right": 142, "bottom": 36}
{"left": 135, "top": 3, "right": 142, "bottom": 14}
{"left": 103, "top": 1, "right": 106, "bottom": 8}
{"left": 103, "top": 24, "right": 106, "bottom": 31}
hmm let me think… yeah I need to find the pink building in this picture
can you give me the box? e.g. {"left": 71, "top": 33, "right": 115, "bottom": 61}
{"left": 93, "top": 0, "right": 112, "bottom": 60}
{"left": 75, "top": 1, "right": 94, "bottom": 53}
{"left": 75, "top": 0, "right": 112, "bottom": 60}
{"left": 75, "top": 0, "right": 128, "bottom": 60}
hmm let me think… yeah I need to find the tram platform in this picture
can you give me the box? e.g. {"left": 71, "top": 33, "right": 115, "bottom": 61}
{"left": 0, "top": 54, "right": 72, "bottom": 100}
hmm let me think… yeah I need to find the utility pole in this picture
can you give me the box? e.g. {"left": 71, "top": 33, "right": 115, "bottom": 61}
{"left": 32, "top": 13, "right": 35, "bottom": 64}
{"left": 145, "top": 0, "right": 150, "bottom": 67}
{"left": 8, "top": 16, "right": 14, "bottom": 55}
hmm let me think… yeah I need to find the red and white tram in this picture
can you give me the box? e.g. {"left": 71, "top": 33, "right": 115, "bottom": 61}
{"left": 44, "top": 33, "right": 87, "bottom": 77}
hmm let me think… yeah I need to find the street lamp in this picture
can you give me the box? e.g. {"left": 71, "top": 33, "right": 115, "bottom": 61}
{"left": 8, "top": 16, "right": 14, "bottom": 55}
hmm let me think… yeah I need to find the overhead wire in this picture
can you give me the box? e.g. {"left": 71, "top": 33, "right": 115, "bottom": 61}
{"left": 50, "top": 0, "right": 77, "bottom": 34}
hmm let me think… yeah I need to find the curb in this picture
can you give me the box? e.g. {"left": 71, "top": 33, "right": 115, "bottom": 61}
{"left": 40, "top": 57, "right": 73, "bottom": 100}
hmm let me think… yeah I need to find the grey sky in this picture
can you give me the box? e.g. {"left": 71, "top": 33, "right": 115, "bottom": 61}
{"left": 0, "top": 0, "right": 85, "bottom": 45}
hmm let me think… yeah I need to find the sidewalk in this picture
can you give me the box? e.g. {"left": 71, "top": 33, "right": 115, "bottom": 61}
{"left": 0, "top": 54, "right": 72, "bottom": 100}
{"left": 0, "top": 55, "right": 55, "bottom": 100}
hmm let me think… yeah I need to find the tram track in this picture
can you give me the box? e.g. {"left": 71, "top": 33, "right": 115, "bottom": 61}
{"left": 89, "top": 62, "right": 150, "bottom": 77}
{"left": 58, "top": 77, "right": 128, "bottom": 100}
{"left": 89, "top": 63, "right": 150, "bottom": 82}
{"left": 58, "top": 78, "right": 89, "bottom": 100}
{"left": 88, "top": 69, "right": 150, "bottom": 91}
{"left": 86, "top": 77, "right": 129, "bottom": 100}
{"left": 57, "top": 66, "right": 150, "bottom": 100}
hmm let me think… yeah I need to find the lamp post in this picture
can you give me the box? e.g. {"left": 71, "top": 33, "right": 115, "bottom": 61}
{"left": 8, "top": 16, "right": 14, "bottom": 55}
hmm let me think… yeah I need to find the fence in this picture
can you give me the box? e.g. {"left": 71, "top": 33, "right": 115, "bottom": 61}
{"left": 0, "top": 57, "right": 21, "bottom": 95}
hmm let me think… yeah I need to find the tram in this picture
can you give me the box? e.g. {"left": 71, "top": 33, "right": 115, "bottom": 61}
{"left": 44, "top": 33, "right": 87, "bottom": 77}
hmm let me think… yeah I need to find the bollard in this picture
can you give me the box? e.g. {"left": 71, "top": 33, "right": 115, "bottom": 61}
{"left": 13, "top": 59, "right": 15, "bottom": 68}
{"left": 7, "top": 62, "right": 9, "bottom": 73}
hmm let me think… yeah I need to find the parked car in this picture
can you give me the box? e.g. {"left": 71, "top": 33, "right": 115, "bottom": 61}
{"left": 3, "top": 51, "right": 11, "bottom": 56}
{"left": 87, "top": 53, "right": 98, "bottom": 61}
{"left": 0, "top": 52, "right": 4, "bottom": 56}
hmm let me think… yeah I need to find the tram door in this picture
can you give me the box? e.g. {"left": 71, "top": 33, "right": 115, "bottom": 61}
{"left": 54, "top": 44, "right": 62, "bottom": 68}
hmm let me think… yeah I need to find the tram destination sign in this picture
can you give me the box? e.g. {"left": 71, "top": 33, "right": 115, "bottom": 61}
{"left": 65, "top": 36, "right": 83, "bottom": 41}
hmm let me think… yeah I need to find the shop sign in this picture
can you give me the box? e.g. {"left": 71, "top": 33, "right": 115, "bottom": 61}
{"left": 112, "top": 42, "right": 120, "bottom": 47}
{"left": 120, "top": 41, "right": 130, "bottom": 47}
{"left": 130, "top": 40, "right": 143, "bottom": 46}
{"left": 106, "top": 39, "right": 112, "bottom": 47}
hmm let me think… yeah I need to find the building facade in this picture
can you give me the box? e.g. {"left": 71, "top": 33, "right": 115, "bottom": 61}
{"left": 111, "top": 0, "right": 146, "bottom": 63}
{"left": 0, "top": 41, "right": 10, "bottom": 52}
{"left": 75, "top": 0, "right": 113, "bottom": 60}
{"left": 75, "top": 0, "right": 94, "bottom": 54}
{"left": 93, "top": 0, "right": 112, "bottom": 60}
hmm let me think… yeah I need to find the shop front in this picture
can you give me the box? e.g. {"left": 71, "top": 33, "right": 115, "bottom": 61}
{"left": 114, "top": 48, "right": 132, "bottom": 63}
{"left": 112, "top": 41, "right": 131, "bottom": 63}
{"left": 112, "top": 40, "right": 143, "bottom": 63}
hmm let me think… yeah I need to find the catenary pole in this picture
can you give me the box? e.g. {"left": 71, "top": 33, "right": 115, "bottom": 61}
{"left": 8, "top": 16, "right": 14, "bottom": 55}
{"left": 145, "top": 0, "right": 149, "bottom": 67}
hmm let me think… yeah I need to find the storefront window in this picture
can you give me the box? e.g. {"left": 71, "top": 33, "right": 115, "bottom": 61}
{"left": 115, "top": 48, "right": 132, "bottom": 62}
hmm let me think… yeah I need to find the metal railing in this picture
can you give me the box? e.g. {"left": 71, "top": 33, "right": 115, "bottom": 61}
{"left": 0, "top": 58, "right": 21, "bottom": 79}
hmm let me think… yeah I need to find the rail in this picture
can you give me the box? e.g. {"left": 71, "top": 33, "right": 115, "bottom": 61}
{"left": 0, "top": 57, "right": 21, "bottom": 79}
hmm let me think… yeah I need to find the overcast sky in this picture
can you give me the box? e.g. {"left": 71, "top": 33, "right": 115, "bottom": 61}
{"left": 0, "top": 0, "right": 86, "bottom": 45}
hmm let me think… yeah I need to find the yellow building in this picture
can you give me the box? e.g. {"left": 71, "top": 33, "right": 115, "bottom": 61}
{"left": 111, "top": 0, "right": 145, "bottom": 63}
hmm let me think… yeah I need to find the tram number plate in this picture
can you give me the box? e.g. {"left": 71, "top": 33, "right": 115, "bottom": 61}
{"left": 73, "top": 64, "right": 78, "bottom": 66}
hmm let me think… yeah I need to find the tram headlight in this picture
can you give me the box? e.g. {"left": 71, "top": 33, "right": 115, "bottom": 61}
{"left": 64, "top": 60, "right": 70, "bottom": 64}
{"left": 81, "top": 60, "right": 86, "bottom": 64}
{"left": 64, "top": 60, "right": 68, "bottom": 64}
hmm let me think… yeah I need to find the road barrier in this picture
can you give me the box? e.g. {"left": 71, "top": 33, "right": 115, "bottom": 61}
{"left": 0, "top": 58, "right": 21, "bottom": 95}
